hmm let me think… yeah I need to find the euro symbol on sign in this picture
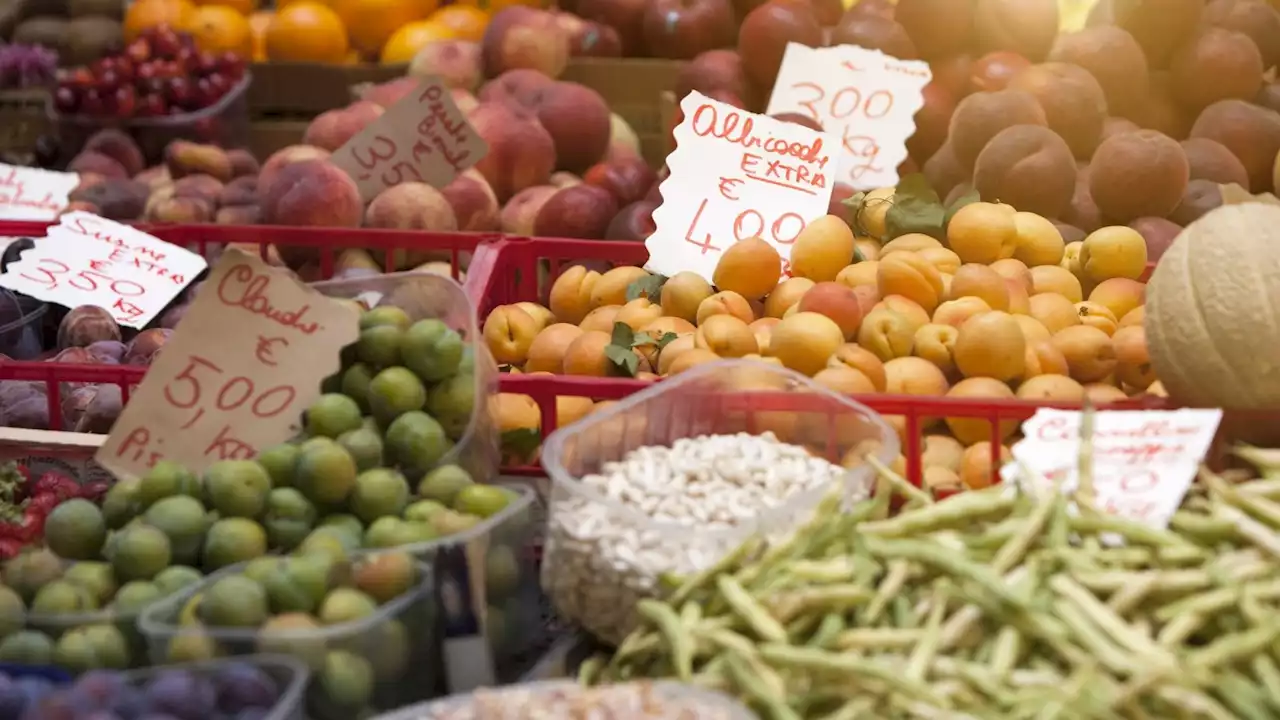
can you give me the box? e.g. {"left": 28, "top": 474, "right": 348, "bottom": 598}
{"left": 255, "top": 336, "right": 288, "bottom": 367}
{"left": 718, "top": 177, "right": 743, "bottom": 201}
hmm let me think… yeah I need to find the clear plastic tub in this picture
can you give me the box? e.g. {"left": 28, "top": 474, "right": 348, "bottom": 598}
{"left": 368, "top": 680, "right": 759, "bottom": 719}
{"left": 539, "top": 359, "right": 898, "bottom": 644}
{"left": 23, "top": 604, "right": 151, "bottom": 671}
{"left": 47, "top": 73, "right": 252, "bottom": 164}
{"left": 312, "top": 270, "right": 500, "bottom": 484}
{"left": 0, "top": 287, "right": 46, "bottom": 359}
{"left": 118, "top": 655, "right": 310, "bottom": 720}
{"left": 138, "top": 557, "right": 439, "bottom": 719}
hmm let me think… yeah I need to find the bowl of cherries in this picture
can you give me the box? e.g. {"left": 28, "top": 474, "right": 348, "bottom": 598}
{"left": 48, "top": 25, "right": 252, "bottom": 163}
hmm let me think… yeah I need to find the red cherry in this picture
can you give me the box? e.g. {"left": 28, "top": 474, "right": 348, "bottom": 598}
{"left": 80, "top": 90, "right": 106, "bottom": 116}
{"left": 194, "top": 77, "right": 219, "bottom": 108}
{"left": 165, "top": 77, "right": 194, "bottom": 108}
{"left": 53, "top": 87, "right": 78, "bottom": 113}
{"left": 138, "top": 92, "right": 167, "bottom": 117}
{"left": 97, "top": 69, "right": 122, "bottom": 91}
{"left": 126, "top": 38, "right": 152, "bottom": 63}
{"left": 206, "top": 72, "right": 230, "bottom": 98}
{"left": 195, "top": 51, "right": 219, "bottom": 75}
{"left": 135, "top": 61, "right": 158, "bottom": 83}
{"left": 115, "top": 85, "right": 137, "bottom": 118}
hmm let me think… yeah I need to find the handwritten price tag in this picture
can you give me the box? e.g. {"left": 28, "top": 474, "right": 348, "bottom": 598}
{"left": 332, "top": 77, "right": 488, "bottom": 202}
{"left": 96, "top": 249, "right": 359, "bottom": 479}
{"left": 766, "top": 43, "right": 931, "bottom": 191}
{"left": 0, "top": 212, "right": 207, "bottom": 328}
{"left": 646, "top": 91, "right": 838, "bottom": 281}
{"left": 0, "top": 164, "right": 79, "bottom": 221}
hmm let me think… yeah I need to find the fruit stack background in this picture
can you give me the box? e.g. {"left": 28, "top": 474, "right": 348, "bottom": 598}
{"left": 0, "top": 0, "right": 123, "bottom": 67}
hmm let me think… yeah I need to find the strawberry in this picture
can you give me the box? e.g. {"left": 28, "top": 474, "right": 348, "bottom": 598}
{"left": 33, "top": 472, "right": 80, "bottom": 501}
{"left": 0, "top": 538, "right": 22, "bottom": 559}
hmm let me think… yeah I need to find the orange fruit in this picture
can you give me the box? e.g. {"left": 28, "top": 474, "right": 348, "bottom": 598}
{"left": 124, "top": 0, "right": 197, "bottom": 41}
{"left": 189, "top": 5, "right": 254, "bottom": 57}
{"left": 265, "top": 2, "right": 349, "bottom": 63}
{"left": 428, "top": 4, "right": 488, "bottom": 41}
{"left": 379, "top": 19, "right": 454, "bottom": 64}
{"left": 248, "top": 10, "right": 272, "bottom": 60}
{"left": 332, "top": 0, "right": 434, "bottom": 56}
{"left": 194, "top": 0, "right": 257, "bottom": 16}
{"left": 455, "top": 0, "right": 546, "bottom": 11}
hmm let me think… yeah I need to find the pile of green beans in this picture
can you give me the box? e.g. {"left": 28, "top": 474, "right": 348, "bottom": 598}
{"left": 581, "top": 452, "right": 1280, "bottom": 720}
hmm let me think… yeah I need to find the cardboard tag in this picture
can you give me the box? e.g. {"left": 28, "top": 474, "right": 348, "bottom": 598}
{"left": 331, "top": 77, "right": 488, "bottom": 202}
{"left": 766, "top": 43, "right": 931, "bottom": 191}
{"left": 0, "top": 164, "right": 79, "bottom": 221}
{"left": 0, "top": 212, "right": 206, "bottom": 329}
{"left": 647, "top": 91, "right": 839, "bottom": 282}
{"left": 95, "top": 249, "right": 359, "bottom": 480}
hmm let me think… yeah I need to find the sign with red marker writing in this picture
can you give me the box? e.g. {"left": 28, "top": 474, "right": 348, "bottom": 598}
{"left": 647, "top": 91, "right": 838, "bottom": 281}
{"left": 332, "top": 76, "right": 488, "bottom": 202}
{"left": 766, "top": 43, "right": 931, "bottom": 191}
{"left": 97, "top": 249, "right": 359, "bottom": 480}
{"left": 0, "top": 163, "right": 79, "bottom": 221}
{"left": 0, "top": 212, "right": 207, "bottom": 329}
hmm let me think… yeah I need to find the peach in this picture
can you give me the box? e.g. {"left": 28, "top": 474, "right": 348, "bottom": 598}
{"left": 945, "top": 377, "right": 1018, "bottom": 445}
{"left": 947, "top": 88, "right": 1048, "bottom": 170}
{"left": 1119, "top": 306, "right": 1144, "bottom": 330}
{"left": 1075, "top": 302, "right": 1118, "bottom": 335}
{"left": 365, "top": 183, "right": 459, "bottom": 232}
{"left": 954, "top": 311, "right": 1026, "bottom": 382}
{"left": 500, "top": 185, "right": 558, "bottom": 235}
{"left": 695, "top": 315, "right": 758, "bottom": 358}
{"left": 549, "top": 265, "right": 601, "bottom": 325}
{"left": 1012, "top": 211, "right": 1065, "bottom": 267}
{"left": 668, "top": 348, "right": 721, "bottom": 375}
{"left": 258, "top": 145, "right": 331, "bottom": 191}
{"left": 616, "top": 298, "right": 663, "bottom": 332}
{"left": 359, "top": 77, "right": 420, "bottom": 108}
{"left": 836, "top": 261, "right": 879, "bottom": 289}
{"left": 163, "top": 140, "right": 234, "bottom": 182}
{"left": 1191, "top": 99, "right": 1280, "bottom": 193}
{"left": 960, "top": 442, "right": 1011, "bottom": 490}
{"left": 1025, "top": 339, "right": 1071, "bottom": 377}
{"left": 1113, "top": 325, "right": 1155, "bottom": 390}
{"left": 1016, "top": 373, "right": 1085, "bottom": 401}
{"left": 948, "top": 264, "right": 1009, "bottom": 310}
{"left": 1051, "top": 325, "right": 1116, "bottom": 383}
{"left": 579, "top": 305, "right": 621, "bottom": 333}
{"left": 1028, "top": 293, "right": 1080, "bottom": 334}
{"left": 913, "top": 323, "right": 959, "bottom": 376}
{"left": 876, "top": 252, "right": 945, "bottom": 313}
{"left": 1080, "top": 226, "right": 1148, "bottom": 283}
{"left": 812, "top": 366, "right": 877, "bottom": 395}
{"left": 563, "top": 330, "right": 614, "bottom": 376}
{"left": 661, "top": 271, "right": 715, "bottom": 323}
{"left": 1029, "top": 265, "right": 1083, "bottom": 302}
{"left": 532, "top": 81, "right": 611, "bottom": 173}
{"left": 714, "top": 237, "right": 782, "bottom": 300}
{"left": 696, "top": 290, "right": 754, "bottom": 325}
{"left": 481, "top": 7, "right": 570, "bottom": 78}
{"left": 469, "top": 101, "right": 556, "bottom": 202}
{"left": 763, "top": 277, "right": 815, "bottom": 318}
{"left": 1181, "top": 137, "right": 1250, "bottom": 186}
{"left": 857, "top": 307, "right": 916, "bottom": 361}
{"left": 441, "top": 170, "right": 501, "bottom": 232}
{"left": 483, "top": 305, "right": 540, "bottom": 365}
{"left": 768, "top": 311, "right": 844, "bottom": 376}
{"left": 82, "top": 129, "right": 143, "bottom": 177}
{"left": 409, "top": 40, "right": 483, "bottom": 92}
{"left": 257, "top": 159, "right": 362, "bottom": 228}
{"left": 657, "top": 334, "right": 697, "bottom": 375}
{"left": 1048, "top": 26, "right": 1150, "bottom": 118}
{"left": 797, "top": 282, "right": 864, "bottom": 339}
{"left": 880, "top": 233, "right": 942, "bottom": 255}
{"left": 145, "top": 195, "right": 215, "bottom": 223}
{"left": 828, "top": 344, "right": 888, "bottom": 391}
{"left": 973, "top": 125, "right": 1077, "bottom": 218}
{"left": 1009, "top": 62, "right": 1108, "bottom": 159}
{"left": 736, "top": 0, "right": 823, "bottom": 91}
{"left": 214, "top": 205, "right": 260, "bottom": 225}
{"left": 590, "top": 266, "right": 650, "bottom": 308}
{"left": 533, "top": 185, "right": 619, "bottom": 239}
{"left": 789, "top": 215, "right": 856, "bottom": 282}
{"left": 303, "top": 101, "right": 384, "bottom": 152}
{"left": 526, "top": 323, "right": 585, "bottom": 373}
{"left": 947, "top": 201, "right": 1018, "bottom": 264}
{"left": 1170, "top": 27, "right": 1264, "bottom": 112}
{"left": 1171, "top": 179, "right": 1224, "bottom": 227}
{"left": 1088, "top": 130, "right": 1189, "bottom": 223}
{"left": 933, "top": 296, "right": 992, "bottom": 329}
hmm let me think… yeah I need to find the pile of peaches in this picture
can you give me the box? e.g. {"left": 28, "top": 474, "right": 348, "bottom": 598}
{"left": 483, "top": 192, "right": 1160, "bottom": 492}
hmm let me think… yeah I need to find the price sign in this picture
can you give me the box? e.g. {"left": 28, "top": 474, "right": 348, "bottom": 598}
{"left": 646, "top": 91, "right": 838, "bottom": 282}
{"left": 0, "top": 212, "right": 207, "bottom": 328}
{"left": 0, "top": 163, "right": 79, "bottom": 221}
{"left": 96, "top": 249, "right": 359, "bottom": 479}
{"left": 332, "top": 77, "right": 488, "bottom": 202}
{"left": 766, "top": 43, "right": 931, "bottom": 191}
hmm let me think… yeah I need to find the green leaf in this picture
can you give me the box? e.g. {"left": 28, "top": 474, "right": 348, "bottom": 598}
{"left": 944, "top": 186, "right": 980, "bottom": 229}
{"left": 500, "top": 428, "right": 543, "bottom": 459}
{"left": 626, "top": 274, "right": 668, "bottom": 302}
{"left": 610, "top": 321, "right": 635, "bottom": 349}
{"left": 885, "top": 174, "right": 946, "bottom": 241}
{"left": 605, "top": 344, "right": 640, "bottom": 377}
{"left": 842, "top": 191, "right": 878, "bottom": 238}
{"left": 651, "top": 332, "right": 678, "bottom": 350}
{"left": 896, "top": 173, "right": 942, "bottom": 206}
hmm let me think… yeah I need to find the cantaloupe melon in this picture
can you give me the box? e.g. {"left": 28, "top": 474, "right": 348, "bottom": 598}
{"left": 1145, "top": 203, "right": 1280, "bottom": 408}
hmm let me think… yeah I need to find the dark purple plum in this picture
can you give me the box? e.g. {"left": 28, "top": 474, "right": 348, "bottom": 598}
{"left": 213, "top": 663, "right": 279, "bottom": 713}
{"left": 86, "top": 340, "right": 127, "bottom": 364}
{"left": 68, "top": 670, "right": 128, "bottom": 711}
{"left": 142, "top": 670, "right": 216, "bottom": 720}
{"left": 57, "top": 306, "right": 121, "bottom": 349}
{"left": 0, "top": 381, "right": 50, "bottom": 430}
{"left": 17, "top": 692, "right": 74, "bottom": 720}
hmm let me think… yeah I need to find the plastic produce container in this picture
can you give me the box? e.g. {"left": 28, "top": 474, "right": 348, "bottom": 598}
{"left": 138, "top": 558, "right": 439, "bottom": 719}
{"left": 22, "top": 603, "right": 152, "bottom": 671}
{"left": 0, "top": 288, "right": 45, "bottom": 360}
{"left": 312, "top": 270, "right": 499, "bottom": 483}
{"left": 47, "top": 73, "right": 252, "bottom": 164}
{"left": 118, "top": 655, "right": 310, "bottom": 720}
{"left": 539, "top": 359, "right": 898, "bottom": 644}
{"left": 368, "top": 680, "right": 759, "bottom": 719}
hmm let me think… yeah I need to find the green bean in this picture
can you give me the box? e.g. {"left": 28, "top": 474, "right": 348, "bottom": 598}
{"left": 723, "top": 651, "right": 799, "bottom": 720}
{"left": 859, "top": 488, "right": 1015, "bottom": 537}
{"left": 864, "top": 559, "right": 909, "bottom": 624}
{"left": 1211, "top": 502, "right": 1280, "bottom": 559}
{"left": 636, "top": 600, "right": 694, "bottom": 681}
{"left": 716, "top": 575, "right": 788, "bottom": 643}
{"left": 1211, "top": 671, "right": 1272, "bottom": 720}
{"left": 863, "top": 536, "right": 1029, "bottom": 610}
{"left": 833, "top": 627, "right": 924, "bottom": 650}
{"left": 765, "top": 584, "right": 871, "bottom": 623}
{"left": 1051, "top": 599, "right": 1144, "bottom": 676}
{"left": 806, "top": 613, "right": 845, "bottom": 649}
{"left": 1251, "top": 655, "right": 1280, "bottom": 710}
{"left": 1169, "top": 510, "right": 1241, "bottom": 543}
{"left": 1238, "top": 477, "right": 1280, "bottom": 499}
{"left": 1188, "top": 624, "right": 1280, "bottom": 670}
{"left": 1153, "top": 686, "right": 1237, "bottom": 720}
{"left": 1066, "top": 513, "right": 1195, "bottom": 548}
{"left": 668, "top": 535, "right": 764, "bottom": 607}
{"left": 1049, "top": 575, "right": 1169, "bottom": 659}
{"left": 905, "top": 584, "right": 947, "bottom": 681}
{"left": 992, "top": 493, "right": 1058, "bottom": 574}
{"left": 867, "top": 454, "right": 933, "bottom": 507}
{"left": 758, "top": 644, "right": 951, "bottom": 708}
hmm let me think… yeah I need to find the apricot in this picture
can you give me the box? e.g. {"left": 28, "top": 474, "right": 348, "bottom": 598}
{"left": 615, "top": 298, "right": 663, "bottom": 332}
{"left": 880, "top": 233, "right": 942, "bottom": 255}
{"left": 918, "top": 247, "right": 962, "bottom": 275}
{"left": 1087, "top": 277, "right": 1145, "bottom": 321}
{"left": 790, "top": 215, "right": 857, "bottom": 282}
{"left": 1084, "top": 383, "right": 1129, "bottom": 404}
{"left": 767, "top": 312, "right": 843, "bottom": 376}
{"left": 1026, "top": 293, "right": 1079, "bottom": 335}
{"left": 797, "top": 282, "right": 864, "bottom": 339}
{"left": 852, "top": 285, "right": 880, "bottom": 318}
{"left": 657, "top": 334, "right": 697, "bottom": 375}
{"left": 749, "top": 317, "right": 779, "bottom": 354}
{"left": 948, "top": 264, "right": 1009, "bottom": 310}
{"left": 922, "top": 434, "right": 965, "bottom": 473}
{"left": 1088, "top": 130, "right": 1189, "bottom": 223}
{"left": 695, "top": 315, "right": 758, "bottom": 358}
{"left": 913, "top": 323, "right": 960, "bottom": 376}
{"left": 1051, "top": 325, "right": 1116, "bottom": 383}
{"left": 696, "top": 291, "right": 754, "bottom": 325}
{"left": 482, "top": 305, "right": 540, "bottom": 366}
{"left": 813, "top": 366, "right": 877, "bottom": 395}
{"left": 549, "top": 265, "right": 602, "bottom": 325}
{"left": 875, "top": 295, "right": 931, "bottom": 331}
{"left": 1118, "top": 306, "right": 1144, "bottom": 329}
{"left": 1030, "top": 265, "right": 1083, "bottom": 302}
{"left": 836, "top": 261, "right": 879, "bottom": 289}
{"left": 641, "top": 317, "right": 696, "bottom": 337}
{"left": 1014, "top": 316, "right": 1053, "bottom": 345}
{"left": 525, "top": 323, "right": 584, "bottom": 373}
{"left": 947, "top": 202, "right": 1019, "bottom": 264}
{"left": 1025, "top": 340, "right": 1071, "bottom": 377}
{"left": 591, "top": 266, "right": 650, "bottom": 308}
{"left": 1011, "top": 212, "right": 1065, "bottom": 268}
{"left": 668, "top": 348, "right": 721, "bottom": 375}
{"left": 851, "top": 187, "right": 894, "bottom": 239}
{"left": 1005, "top": 279, "right": 1032, "bottom": 315}
{"left": 948, "top": 88, "right": 1048, "bottom": 170}
{"left": 877, "top": 252, "right": 945, "bottom": 313}
{"left": 1079, "top": 226, "right": 1148, "bottom": 282}
{"left": 954, "top": 311, "right": 1026, "bottom": 382}
{"left": 854, "top": 238, "right": 881, "bottom": 261}
{"left": 1016, "top": 373, "right": 1085, "bottom": 401}
{"left": 660, "top": 271, "right": 714, "bottom": 323}
{"left": 1061, "top": 241, "right": 1083, "bottom": 276}
{"left": 761, "top": 277, "right": 811, "bottom": 318}
{"left": 945, "top": 377, "right": 1018, "bottom": 445}
{"left": 828, "top": 344, "right": 888, "bottom": 391}
{"left": 562, "top": 330, "right": 614, "bottom": 376}
{"left": 989, "top": 258, "right": 1033, "bottom": 291}
{"left": 1113, "top": 325, "right": 1155, "bottom": 390}
{"left": 924, "top": 466, "right": 963, "bottom": 494}
{"left": 514, "top": 302, "right": 554, "bottom": 331}
{"left": 973, "top": 125, "right": 1077, "bottom": 218}
{"left": 713, "top": 237, "right": 782, "bottom": 300}
{"left": 857, "top": 308, "right": 917, "bottom": 361}
{"left": 579, "top": 305, "right": 621, "bottom": 334}
{"left": 960, "top": 442, "right": 1011, "bottom": 490}
{"left": 933, "top": 296, "right": 992, "bottom": 328}
{"left": 1075, "top": 302, "right": 1118, "bottom": 335}
{"left": 884, "top": 357, "right": 950, "bottom": 431}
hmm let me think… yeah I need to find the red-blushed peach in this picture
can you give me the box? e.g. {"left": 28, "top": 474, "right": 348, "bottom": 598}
{"left": 259, "top": 145, "right": 331, "bottom": 190}
{"left": 215, "top": 205, "right": 261, "bottom": 225}
{"left": 1190, "top": 98, "right": 1280, "bottom": 192}
{"left": 469, "top": 101, "right": 556, "bottom": 202}
{"left": 968, "top": 50, "right": 1032, "bottom": 93}
{"left": 500, "top": 185, "right": 558, "bottom": 235}
{"left": 69, "top": 151, "right": 128, "bottom": 180}
{"left": 797, "top": 282, "right": 864, "bottom": 339}
{"left": 1169, "top": 27, "right": 1265, "bottom": 113}
{"left": 171, "top": 173, "right": 223, "bottom": 202}
{"left": 1108, "top": 0, "right": 1204, "bottom": 70}
{"left": 606, "top": 113, "right": 642, "bottom": 162}
{"left": 830, "top": 14, "right": 918, "bottom": 59}
{"left": 1048, "top": 26, "right": 1150, "bottom": 117}
{"left": 533, "top": 185, "right": 618, "bottom": 239}
{"left": 83, "top": 129, "right": 144, "bottom": 177}
{"left": 923, "top": 142, "right": 968, "bottom": 199}
{"left": 1008, "top": 62, "right": 1107, "bottom": 159}
{"left": 360, "top": 77, "right": 420, "bottom": 108}
{"left": 257, "top": 159, "right": 362, "bottom": 228}
{"left": 894, "top": 0, "right": 974, "bottom": 60}
{"left": 481, "top": 7, "right": 570, "bottom": 78}
{"left": 365, "top": 183, "right": 459, "bottom": 231}
{"left": 605, "top": 200, "right": 657, "bottom": 241}
{"left": 477, "top": 68, "right": 554, "bottom": 109}
{"left": 948, "top": 88, "right": 1048, "bottom": 170}
{"left": 69, "top": 180, "right": 148, "bottom": 221}
{"left": 736, "top": 0, "right": 823, "bottom": 91}
{"left": 583, "top": 156, "right": 657, "bottom": 206}
{"left": 1180, "top": 137, "right": 1250, "bottom": 186}
{"left": 531, "top": 81, "right": 611, "bottom": 172}
{"left": 164, "top": 141, "right": 234, "bottom": 182}
{"left": 1088, "top": 130, "right": 1188, "bottom": 223}
{"left": 676, "top": 49, "right": 754, "bottom": 106}
{"left": 303, "top": 101, "right": 385, "bottom": 152}
{"left": 551, "top": 171, "right": 581, "bottom": 188}
{"left": 907, "top": 81, "right": 957, "bottom": 165}
{"left": 132, "top": 166, "right": 170, "bottom": 190}
{"left": 440, "top": 169, "right": 500, "bottom": 232}
{"left": 972, "top": 0, "right": 1059, "bottom": 62}
{"left": 408, "top": 40, "right": 483, "bottom": 92}
{"left": 642, "top": 0, "right": 736, "bottom": 60}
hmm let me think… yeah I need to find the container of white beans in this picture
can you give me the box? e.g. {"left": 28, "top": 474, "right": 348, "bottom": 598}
{"left": 371, "top": 680, "right": 758, "bottom": 719}
{"left": 539, "top": 359, "right": 898, "bottom": 644}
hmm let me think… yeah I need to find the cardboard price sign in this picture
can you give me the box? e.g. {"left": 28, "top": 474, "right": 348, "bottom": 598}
{"left": 767, "top": 43, "right": 931, "bottom": 191}
{"left": 646, "top": 91, "right": 839, "bottom": 282}
{"left": 0, "top": 212, "right": 207, "bottom": 329}
{"left": 0, "top": 163, "right": 79, "bottom": 221}
{"left": 96, "top": 249, "right": 359, "bottom": 479}
{"left": 332, "top": 77, "right": 488, "bottom": 202}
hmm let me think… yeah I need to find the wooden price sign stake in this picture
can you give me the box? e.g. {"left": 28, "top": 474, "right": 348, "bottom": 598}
{"left": 767, "top": 43, "right": 931, "bottom": 191}
{"left": 646, "top": 91, "right": 839, "bottom": 282}
{"left": 96, "top": 249, "right": 359, "bottom": 479}
{"left": 331, "top": 76, "right": 489, "bottom": 201}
